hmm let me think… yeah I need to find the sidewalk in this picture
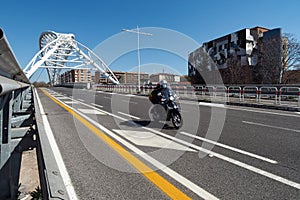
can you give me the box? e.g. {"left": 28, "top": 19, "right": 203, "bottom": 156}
{"left": 18, "top": 147, "right": 40, "bottom": 200}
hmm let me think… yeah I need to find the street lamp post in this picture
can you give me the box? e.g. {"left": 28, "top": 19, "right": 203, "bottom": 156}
{"left": 122, "top": 26, "right": 152, "bottom": 93}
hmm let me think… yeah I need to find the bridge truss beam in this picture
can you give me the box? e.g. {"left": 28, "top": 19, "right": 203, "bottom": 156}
{"left": 23, "top": 31, "right": 119, "bottom": 85}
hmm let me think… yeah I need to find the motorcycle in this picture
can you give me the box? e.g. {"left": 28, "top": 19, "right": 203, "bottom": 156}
{"left": 150, "top": 91, "right": 182, "bottom": 129}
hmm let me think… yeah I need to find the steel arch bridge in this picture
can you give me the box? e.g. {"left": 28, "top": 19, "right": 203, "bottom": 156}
{"left": 23, "top": 31, "right": 119, "bottom": 85}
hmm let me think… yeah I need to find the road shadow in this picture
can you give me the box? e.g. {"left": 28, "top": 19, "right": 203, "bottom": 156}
{"left": 0, "top": 131, "right": 37, "bottom": 199}
{"left": 119, "top": 120, "right": 177, "bottom": 130}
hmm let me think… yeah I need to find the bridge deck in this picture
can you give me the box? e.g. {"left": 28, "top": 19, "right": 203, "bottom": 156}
{"left": 35, "top": 87, "right": 300, "bottom": 199}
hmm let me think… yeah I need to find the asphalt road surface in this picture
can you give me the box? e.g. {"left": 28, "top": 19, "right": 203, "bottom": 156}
{"left": 35, "top": 87, "right": 300, "bottom": 200}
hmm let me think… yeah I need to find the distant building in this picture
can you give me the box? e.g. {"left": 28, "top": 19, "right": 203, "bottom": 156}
{"left": 283, "top": 70, "right": 300, "bottom": 84}
{"left": 188, "top": 26, "right": 285, "bottom": 85}
{"left": 150, "top": 73, "right": 180, "bottom": 83}
{"left": 60, "top": 69, "right": 92, "bottom": 83}
{"left": 95, "top": 71, "right": 149, "bottom": 84}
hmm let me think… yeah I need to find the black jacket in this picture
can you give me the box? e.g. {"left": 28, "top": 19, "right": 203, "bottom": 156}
{"left": 149, "top": 87, "right": 162, "bottom": 104}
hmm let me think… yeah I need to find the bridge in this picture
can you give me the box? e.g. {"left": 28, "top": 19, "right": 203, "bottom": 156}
{"left": 1, "top": 28, "right": 300, "bottom": 200}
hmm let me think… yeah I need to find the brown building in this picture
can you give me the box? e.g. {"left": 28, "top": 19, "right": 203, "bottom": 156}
{"left": 283, "top": 70, "right": 300, "bottom": 84}
{"left": 188, "top": 26, "right": 285, "bottom": 85}
{"left": 95, "top": 71, "right": 149, "bottom": 84}
{"left": 60, "top": 69, "right": 92, "bottom": 83}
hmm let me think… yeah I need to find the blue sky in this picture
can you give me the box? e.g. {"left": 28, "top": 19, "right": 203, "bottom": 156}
{"left": 1, "top": 0, "right": 300, "bottom": 82}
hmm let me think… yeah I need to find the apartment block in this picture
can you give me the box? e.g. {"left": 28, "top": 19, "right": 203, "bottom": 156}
{"left": 188, "top": 26, "right": 284, "bottom": 84}
{"left": 95, "top": 71, "right": 149, "bottom": 84}
{"left": 149, "top": 73, "right": 180, "bottom": 83}
{"left": 60, "top": 69, "right": 92, "bottom": 84}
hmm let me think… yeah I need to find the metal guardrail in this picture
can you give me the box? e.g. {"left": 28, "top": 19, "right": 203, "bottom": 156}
{"left": 228, "top": 86, "right": 242, "bottom": 101}
{"left": 243, "top": 86, "right": 259, "bottom": 102}
{"left": 0, "top": 28, "right": 33, "bottom": 199}
{"left": 57, "top": 82, "right": 91, "bottom": 89}
{"left": 259, "top": 87, "right": 278, "bottom": 104}
{"left": 279, "top": 87, "right": 300, "bottom": 106}
{"left": 94, "top": 84, "right": 300, "bottom": 108}
{"left": 0, "top": 28, "right": 70, "bottom": 199}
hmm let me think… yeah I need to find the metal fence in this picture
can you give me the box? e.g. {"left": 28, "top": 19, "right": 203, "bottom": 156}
{"left": 0, "top": 28, "right": 71, "bottom": 199}
{"left": 0, "top": 76, "right": 32, "bottom": 169}
{"left": 0, "top": 28, "right": 33, "bottom": 199}
{"left": 94, "top": 84, "right": 300, "bottom": 107}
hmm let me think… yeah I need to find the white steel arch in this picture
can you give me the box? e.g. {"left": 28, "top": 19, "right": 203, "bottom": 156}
{"left": 23, "top": 31, "right": 119, "bottom": 85}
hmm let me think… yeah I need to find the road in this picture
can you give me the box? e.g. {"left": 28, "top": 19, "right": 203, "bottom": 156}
{"left": 35, "top": 87, "right": 300, "bottom": 199}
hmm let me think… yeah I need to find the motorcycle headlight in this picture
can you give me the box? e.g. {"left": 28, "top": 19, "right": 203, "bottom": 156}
{"left": 170, "top": 96, "right": 175, "bottom": 101}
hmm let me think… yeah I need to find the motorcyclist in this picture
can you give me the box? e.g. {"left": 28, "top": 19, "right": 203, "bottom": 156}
{"left": 150, "top": 80, "right": 175, "bottom": 106}
{"left": 158, "top": 80, "right": 175, "bottom": 111}
{"left": 149, "top": 80, "right": 181, "bottom": 127}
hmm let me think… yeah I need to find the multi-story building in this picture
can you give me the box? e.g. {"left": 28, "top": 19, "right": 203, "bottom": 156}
{"left": 95, "top": 71, "right": 149, "bottom": 84}
{"left": 149, "top": 73, "right": 180, "bottom": 83}
{"left": 60, "top": 69, "right": 92, "bottom": 83}
{"left": 188, "top": 26, "right": 284, "bottom": 84}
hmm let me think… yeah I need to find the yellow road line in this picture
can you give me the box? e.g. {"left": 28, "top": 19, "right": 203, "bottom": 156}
{"left": 40, "top": 88, "right": 191, "bottom": 200}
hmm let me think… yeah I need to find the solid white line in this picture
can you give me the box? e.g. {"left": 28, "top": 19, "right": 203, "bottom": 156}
{"left": 64, "top": 101, "right": 80, "bottom": 104}
{"left": 230, "top": 107, "right": 300, "bottom": 118}
{"left": 199, "top": 102, "right": 225, "bottom": 108}
{"left": 197, "top": 101, "right": 300, "bottom": 118}
{"left": 118, "top": 112, "right": 140, "bottom": 120}
{"left": 78, "top": 98, "right": 85, "bottom": 102}
{"left": 91, "top": 103, "right": 103, "bottom": 108}
{"left": 143, "top": 128, "right": 300, "bottom": 190}
{"left": 180, "top": 131, "right": 278, "bottom": 164}
{"left": 49, "top": 89, "right": 300, "bottom": 190}
{"left": 243, "top": 121, "right": 300, "bottom": 133}
{"left": 35, "top": 89, "right": 78, "bottom": 199}
{"left": 46, "top": 90, "right": 218, "bottom": 200}
{"left": 56, "top": 97, "right": 70, "bottom": 100}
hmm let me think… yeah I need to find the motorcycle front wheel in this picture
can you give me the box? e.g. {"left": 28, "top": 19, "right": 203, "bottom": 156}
{"left": 171, "top": 111, "right": 182, "bottom": 129}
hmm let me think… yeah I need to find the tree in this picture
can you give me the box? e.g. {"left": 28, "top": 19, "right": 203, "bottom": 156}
{"left": 281, "top": 33, "right": 300, "bottom": 84}
{"left": 222, "top": 55, "right": 246, "bottom": 84}
{"left": 258, "top": 29, "right": 283, "bottom": 84}
{"left": 33, "top": 81, "right": 50, "bottom": 87}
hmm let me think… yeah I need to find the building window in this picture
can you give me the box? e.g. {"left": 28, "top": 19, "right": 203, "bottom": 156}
{"left": 224, "top": 43, "right": 228, "bottom": 49}
{"left": 218, "top": 45, "right": 222, "bottom": 51}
